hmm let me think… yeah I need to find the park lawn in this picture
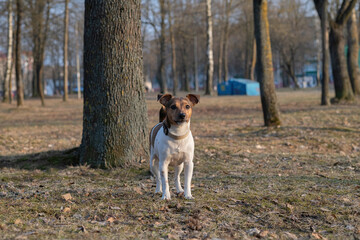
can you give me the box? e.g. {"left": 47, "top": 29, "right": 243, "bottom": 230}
{"left": 0, "top": 89, "right": 359, "bottom": 239}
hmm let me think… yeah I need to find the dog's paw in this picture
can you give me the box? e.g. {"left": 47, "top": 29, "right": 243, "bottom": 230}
{"left": 161, "top": 192, "right": 171, "bottom": 200}
{"left": 184, "top": 194, "right": 194, "bottom": 200}
{"left": 176, "top": 189, "right": 184, "bottom": 194}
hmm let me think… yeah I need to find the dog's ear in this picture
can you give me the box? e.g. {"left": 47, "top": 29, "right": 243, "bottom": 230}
{"left": 186, "top": 94, "right": 200, "bottom": 106}
{"left": 157, "top": 94, "right": 163, "bottom": 101}
{"left": 158, "top": 94, "right": 173, "bottom": 106}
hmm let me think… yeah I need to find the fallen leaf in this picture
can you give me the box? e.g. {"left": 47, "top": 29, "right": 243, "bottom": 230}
{"left": 259, "top": 230, "right": 269, "bottom": 238}
{"left": 63, "top": 207, "right": 71, "bottom": 213}
{"left": 312, "top": 232, "right": 327, "bottom": 240}
{"left": 62, "top": 193, "right": 72, "bottom": 201}
{"left": 133, "top": 187, "right": 143, "bottom": 195}
{"left": 14, "top": 219, "right": 22, "bottom": 225}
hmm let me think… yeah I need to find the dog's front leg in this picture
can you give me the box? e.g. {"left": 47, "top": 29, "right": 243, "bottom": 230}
{"left": 159, "top": 159, "right": 171, "bottom": 200}
{"left": 184, "top": 161, "right": 194, "bottom": 199}
{"left": 174, "top": 163, "right": 184, "bottom": 194}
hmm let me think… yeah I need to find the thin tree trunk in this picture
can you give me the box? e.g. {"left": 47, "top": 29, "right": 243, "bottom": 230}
{"left": 218, "top": 30, "right": 223, "bottom": 83}
{"left": 223, "top": 0, "right": 232, "bottom": 82}
{"left": 314, "top": 0, "right": 330, "bottom": 105}
{"left": 253, "top": 0, "right": 281, "bottom": 126}
{"left": 250, "top": 37, "right": 256, "bottom": 80}
{"left": 347, "top": 8, "right": 360, "bottom": 95}
{"left": 15, "top": 0, "right": 24, "bottom": 106}
{"left": 75, "top": 21, "right": 81, "bottom": 99}
{"left": 205, "top": 0, "right": 214, "bottom": 95}
{"left": 158, "top": 0, "right": 167, "bottom": 93}
{"left": 63, "top": 0, "right": 69, "bottom": 101}
{"left": 80, "top": 0, "right": 148, "bottom": 168}
{"left": 167, "top": 0, "right": 177, "bottom": 96}
{"left": 3, "top": 0, "right": 13, "bottom": 103}
{"left": 194, "top": 35, "right": 198, "bottom": 92}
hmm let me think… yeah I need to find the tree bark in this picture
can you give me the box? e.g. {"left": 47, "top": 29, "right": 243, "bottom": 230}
{"left": 3, "top": 0, "right": 13, "bottom": 104}
{"left": 63, "top": 0, "right": 69, "bottom": 101}
{"left": 205, "top": 0, "right": 214, "bottom": 95}
{"left": 193, "top": 35, "right": 198, "bottom": 92}
{"left": 218, "top": 29, "right": 223, "bottom": 83}
{"left": 30, "top": 0, "right": 50, "bottom": 106}
{"left": 223, "top": 0, "right": 232, "bottom": 82}
{"left": 15, "top": 0, "right": 24, "bottom": 106}
{"left": 250, "top": 38, "right": 256, "bottom": 81}
{"left": 75, "top": 21, "right": 81, "bottom": 99}
{"left": 167, "top": 0, "right": 177, "bottom": 96}
{"left": 158, "top": 0, "right": 167, "bottom": 93}
{"left": 314, "top": 0, "right": 330, "bottom": 105}
{"left": 80, "top": 0, "right": 148, "bottom": 168}
{"left": 328, "top": 0, "right": 356, "bottom": 102}
{"left": 253, "top": 0, "right": 281, "bottom": 126}
{"left": 347, "top": 8, "right": 360, "bottom": 96}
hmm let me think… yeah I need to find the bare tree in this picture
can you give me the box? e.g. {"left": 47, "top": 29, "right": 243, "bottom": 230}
{"left": 3, "top": 0, "right": 13, "bottom": 104}
{"left": 157, "top": 0, "right": 167, "bottom": 93}
{"left": 254, "top": 0, "right": 281, "bottom": 126}
{"left": 223, "top": 0, "right": 232, "bottom": 82}
{"left": 328, "top": 0, "right": 357, "bottom": 102}
{"left": 63, "top": 0, "right": 69, "bottom": 101}
{"left": 314, "top": 0, "right": 330, "bottom": 105}
{"left": 28, "top": 0, "right": 51, "bottom": 106}
{"left": 80, "top": 0, "right": 148, "bottom": 168}
{"left": 347, "top": 8, "right": 360, "bottom": 96}
{"left": 75, "top": 21, "right": 81, "bottom": 99}
{"left": 15, "top": 0, "right": 24, "bottom": 106}
{"left": 205, "top": 0, "right": 214, "bottom": 95}
{"left": 167, "top": 0, "right": 177, "bottom": 96}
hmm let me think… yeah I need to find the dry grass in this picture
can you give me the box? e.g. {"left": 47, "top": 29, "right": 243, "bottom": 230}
{"left": 0, "top": 89, "right": 359, "bottom": 239}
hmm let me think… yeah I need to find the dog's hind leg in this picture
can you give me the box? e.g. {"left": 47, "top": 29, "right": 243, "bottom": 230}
{"left": 174, "top": 163, "right": 184, "bottom": 194}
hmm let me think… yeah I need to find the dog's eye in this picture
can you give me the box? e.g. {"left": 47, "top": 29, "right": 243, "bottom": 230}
{"left": 186, "top": 105, "right": 191, "bottom": 109}
{"left": 170, "top": 105, "right": 176, "bottom": 110}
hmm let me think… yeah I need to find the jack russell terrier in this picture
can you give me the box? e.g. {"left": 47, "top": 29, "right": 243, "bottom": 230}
{"left": 149, "top": 93, "right": 200, "bottom": 200}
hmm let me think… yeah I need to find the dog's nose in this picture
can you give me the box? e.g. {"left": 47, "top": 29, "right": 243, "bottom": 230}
{"left": 179, "top": 113, "right": 186, "bottom": 119}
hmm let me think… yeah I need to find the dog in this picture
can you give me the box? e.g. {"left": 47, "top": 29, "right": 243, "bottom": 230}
{"left": 149, "top": 93, "right": 200, "bottom": 200}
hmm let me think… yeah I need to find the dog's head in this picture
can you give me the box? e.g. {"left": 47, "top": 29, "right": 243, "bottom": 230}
{"left": 158, "top": 93, "right": 200, "bottom": 126}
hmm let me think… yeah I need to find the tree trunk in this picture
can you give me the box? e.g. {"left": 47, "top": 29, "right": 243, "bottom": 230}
{"left": 314, "top": 0, "right": 330, "bottom": 105}
{"left": 253, "top": 0, "right": 281, "bottom": 126}
{"left": 75, "top": 21, "right": 81, "bottom": 99}
{"left": 347, "top": 9, "right": 360, "bottom": 95}
{"left": 80, "top": 0, "right": 148, "bottom": 168}
{"left": 158, "top": 0, "right": 167, "bottom": 93}
{"left": 167, "top": 0, "right": 177, "bottom": 96}
{"left": 328, "top": 0, "right": 356, "bottom": 102}
{"left": 15, "top": 0, "right": 24, "bottom": 107}
{"left": 329, "top": 24, "right": 354, "bottom": 101}
{"left": 250, "top": 38, "right": 256, "bottom": 81}
{"left": 218, "top": 29, "right": 223, "bottom": 83}
{"left": 205, "top": 0, "right": 214, "bottom": 95}
{"left": 63, "top": 0, "right": 69, "bottom": 101}
{"left": 180, "top": 40, "right": 190, "bottom": 92}
{"left": 223, "top": 0, "right": 232, "bottom": 82}
{"left": 31, "top": 0, "right": 50, "bottom": 106}
{"left": 194, "top": 35, "right": 198, "bottom": 92}
{"left": 3, "top": 0, "right": 13, "bottom": 104}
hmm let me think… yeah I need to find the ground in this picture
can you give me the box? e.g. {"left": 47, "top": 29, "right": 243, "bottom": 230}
{"left": 0, "top": 89, "right": 359, "bottom": 239}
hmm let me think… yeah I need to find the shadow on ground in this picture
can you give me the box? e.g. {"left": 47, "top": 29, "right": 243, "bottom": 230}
{"left": 0, "top": 148, "right": 79, "bottom": 170}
